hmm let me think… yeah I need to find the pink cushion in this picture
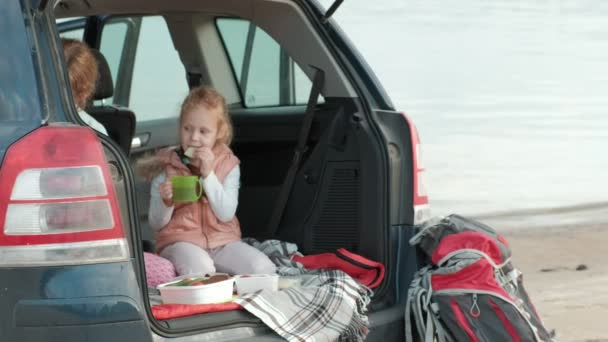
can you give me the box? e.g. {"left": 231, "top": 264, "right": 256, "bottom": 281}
{"left": 144, "top": 252, "right": 176, "bottom": 288}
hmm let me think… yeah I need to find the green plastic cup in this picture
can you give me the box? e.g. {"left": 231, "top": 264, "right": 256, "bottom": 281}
{"left": 171, "top": 176, "right": 204, "bottom": 202}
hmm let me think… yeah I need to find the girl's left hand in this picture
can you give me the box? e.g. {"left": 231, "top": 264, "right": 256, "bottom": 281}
{"left": 193, "top": 147, "right": 215, "bottom": 177}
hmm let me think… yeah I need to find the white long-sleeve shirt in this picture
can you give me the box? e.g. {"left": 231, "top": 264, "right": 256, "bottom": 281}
{"left": 148, "top": 166, "right": 240, "bottom": 232}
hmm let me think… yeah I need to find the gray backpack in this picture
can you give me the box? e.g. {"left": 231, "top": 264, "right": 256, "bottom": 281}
{"left": 405, "top": 215, "right": 554, "bottom": 342}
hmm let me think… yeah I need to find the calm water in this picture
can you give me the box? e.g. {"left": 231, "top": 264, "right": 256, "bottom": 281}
{"left": 324, "top": 0, "right": 608, "bottom": 218}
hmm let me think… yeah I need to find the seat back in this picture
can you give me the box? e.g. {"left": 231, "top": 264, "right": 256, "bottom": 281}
{"left": 88, "top": 106, "right": 136, "bottom": 154}
{"left": 87, "top": 49, "right": 136, "bottom": 155}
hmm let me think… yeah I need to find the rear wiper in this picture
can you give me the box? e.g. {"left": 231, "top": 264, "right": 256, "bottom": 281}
{"left": 321, "top": 0, "right": 344, "bottom": 23}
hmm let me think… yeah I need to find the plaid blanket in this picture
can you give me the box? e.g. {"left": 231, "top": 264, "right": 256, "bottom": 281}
{"left": 236, "top": 239, "right": 372, "bottom": 342}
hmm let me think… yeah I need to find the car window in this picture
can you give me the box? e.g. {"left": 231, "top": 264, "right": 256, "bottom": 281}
{"left": 217, "top": 18, "right": 321, "bottom": 108}
{"left": 0, "top": 0, "right": 43, "bottom": 155}
{"left": 294, "top": 66, "right": 314, "bottom": 104}
{"left": 128, "top": 16, "right": 188, "bottom": 121}
{"left": 60, "top": 27, "right": 84, "bottom": 40}
{"left": 129, "top": 17, "right": 189, "bottom": 120}
{"left": 97, "top": 19, "right": 129, "bottom": 105}
{"left": 99, "top": 16, "right": 188, "bottom": 122}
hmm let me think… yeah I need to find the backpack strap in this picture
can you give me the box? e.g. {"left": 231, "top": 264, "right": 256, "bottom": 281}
{"left": 406, "top": 268, "right": 432, "bottom": 342}
{"left": 404, "top": 281, "right": 416, "bottom": 342}
{"left": 429, "top": 302, "right": 454, "bottom": 342}
{"left": 405, "top": 267, "right": 455, "bottom": 342}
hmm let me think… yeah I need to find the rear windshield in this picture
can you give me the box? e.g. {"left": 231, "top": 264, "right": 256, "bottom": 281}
{"left": 0, "top": 1, "right": 43, "bottom": 162}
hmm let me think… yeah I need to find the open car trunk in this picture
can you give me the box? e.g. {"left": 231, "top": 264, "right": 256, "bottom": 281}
{"left": 54, "top": 0, "right": 419, "bottom": 339}
{"left": 140, "top": 97, "right": 411, "bottom": 340}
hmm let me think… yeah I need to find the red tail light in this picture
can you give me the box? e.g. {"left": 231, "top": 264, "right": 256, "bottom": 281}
{"left": 0, "top": 126, "right": 129, "bottom": 266}
{"left": 401, "top": 113, "right": 431, "bottom": 224}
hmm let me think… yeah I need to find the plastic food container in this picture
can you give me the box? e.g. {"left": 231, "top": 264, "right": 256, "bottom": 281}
{"left": 157, "top": 274, "right": 235, "bottom": 304}
{"left": 234, "top": 274, "right": 279, "bottom": 295}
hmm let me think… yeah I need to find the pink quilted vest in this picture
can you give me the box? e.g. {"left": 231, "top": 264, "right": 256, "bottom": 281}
{"left": 154, "top": 144, "right": 241, "bottom": 252}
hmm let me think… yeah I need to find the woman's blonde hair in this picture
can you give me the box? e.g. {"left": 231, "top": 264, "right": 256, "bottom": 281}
{"left": 180, "top": 86, "right": 233, "bottom": 146}
{"left": 62, "top": 38, "right": 98, "bottom": 109}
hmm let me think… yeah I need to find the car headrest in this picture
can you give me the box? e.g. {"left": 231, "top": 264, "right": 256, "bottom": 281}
{"left": 90, "top": 49, "right": 114, "bottom": 100}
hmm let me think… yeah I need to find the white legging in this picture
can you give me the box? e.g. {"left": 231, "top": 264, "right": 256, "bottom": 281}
{"left": 160, "top": 240, "right": 277, "bottom": 276}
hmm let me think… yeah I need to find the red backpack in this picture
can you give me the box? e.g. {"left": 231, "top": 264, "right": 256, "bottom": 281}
{"left": 405, "top": 215, "right": 554, "bottom": 342}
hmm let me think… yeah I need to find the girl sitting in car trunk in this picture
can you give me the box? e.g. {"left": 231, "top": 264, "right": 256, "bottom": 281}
{"left": 139, "top": 86, "right": 276, "bottom": 277}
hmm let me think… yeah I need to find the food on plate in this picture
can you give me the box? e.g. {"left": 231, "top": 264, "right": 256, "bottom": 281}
{"left": 171, "top": 274, "right": 231, "bottom": 286}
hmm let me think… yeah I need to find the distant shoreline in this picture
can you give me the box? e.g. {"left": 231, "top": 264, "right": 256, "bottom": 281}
{"left": 470, "top": 201, "right": 608, "bottom": 232}
{"left": 474, "top": 201, "right": 608, "bottom": 219}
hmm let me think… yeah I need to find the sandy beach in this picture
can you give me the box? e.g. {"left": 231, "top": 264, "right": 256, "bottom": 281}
{"left": 476, "top": 203, "right": 608, "bottom": 342}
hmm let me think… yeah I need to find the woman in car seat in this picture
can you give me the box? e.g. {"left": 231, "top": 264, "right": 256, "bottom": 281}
{"left": 139, "top": 86, "right": 276, "bottom": 276}
{"left": 62, "top": 38, "right": 107, "bottom": 135}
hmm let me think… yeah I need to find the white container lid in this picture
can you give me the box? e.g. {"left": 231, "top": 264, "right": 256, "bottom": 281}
{"left": 157, "top": 274, "right": 235, "bottom": 305}
{"left": 234, "top": 274, "right": 279, "bottom": 295}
